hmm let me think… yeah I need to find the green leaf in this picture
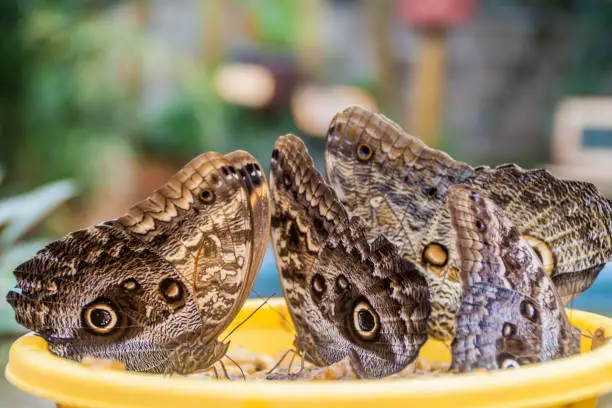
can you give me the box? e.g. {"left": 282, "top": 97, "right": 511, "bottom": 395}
{"left": 0, "top": 179, "right": 77, "bottom": 248}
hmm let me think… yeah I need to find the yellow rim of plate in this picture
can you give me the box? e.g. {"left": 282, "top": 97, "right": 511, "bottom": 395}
{"left": 6, "top": 299, "right": 612, "bottom": 408}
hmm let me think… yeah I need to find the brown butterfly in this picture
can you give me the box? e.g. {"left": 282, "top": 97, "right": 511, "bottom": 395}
{"left": 268, "top": 135, "right": 430, "bottom": 378}
{"left": 7, "top": 151, "right": 270, "bottom": 374}
{"left": 448, "top": 184, "right": 580, "bottom": 371}
{"left": 325, "top": 105, "right": 612, "bottom": 341}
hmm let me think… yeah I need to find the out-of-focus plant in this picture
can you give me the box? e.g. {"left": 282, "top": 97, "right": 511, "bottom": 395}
{"left": 1, "top": 1, "right": 229, "bottom": 193}
{"left": 0, "top": 172, "right": 77, "bottom": 334}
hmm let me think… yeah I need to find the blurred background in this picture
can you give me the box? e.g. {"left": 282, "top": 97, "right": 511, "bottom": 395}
{"left": 1, "top": 0, "right": 612, "bottom": 406}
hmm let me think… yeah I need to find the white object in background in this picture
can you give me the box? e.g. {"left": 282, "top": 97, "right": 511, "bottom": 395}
{"left": 214, "top": 63, "right": 276, "bottom": 108}
{"left": 291, "top": 84, "right": 378, "bottom": 137}
{"left": 548, "top": 97, "right": 612, "bottom": 197}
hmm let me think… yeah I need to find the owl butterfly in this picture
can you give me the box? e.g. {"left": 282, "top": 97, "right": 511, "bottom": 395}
{"left": 7, "top": 151, "right": 270, "bottom": 374}
{"left": 269, "top": 135, "right": 430, "bottom": 378}
{"left": 325, "top": 106, "right": 612, "bottom": 341}
{"left": 448, "top": 185, "right": 580, "bottom": 372}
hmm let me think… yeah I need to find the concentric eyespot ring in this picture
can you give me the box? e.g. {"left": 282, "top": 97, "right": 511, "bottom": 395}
{"left": 312, "top": 274, "right": 326, "bottom": 294}
{"left": 352, "top": 301, "right": 380, "bottom": 341}
{"left": 199, "top": 189, "right": 215, "bottom": 203}
{"left": 159, "top": 278, "right": 186, "bottom": 310}
{"left": 356, "top": 143, "right": 373, "bottom": 161}
{"left": 520, "top": 299, "right": 539, "bottom": 323}
{"left": 82, "top": 301, "right": 119, "bottom": 335}
{"left": 423, "top": 242, "right": 448, "bottom": 267}
{"left": 502, "top": 322, "right": 517, "bottom": 337}
{"left": 335, "top": 275, "right": 349, "bottom": 291}
{"left": 121, "top": 278, "right": 141, "bottom": 292}
{"left": 523, "top": 235, "right": 554, "bottom": 277}
{"left": 498, "top": 353, "right": 521, "bottom": 369}
{"left": 475, "top": 219, "right": 486, "bottom": 232}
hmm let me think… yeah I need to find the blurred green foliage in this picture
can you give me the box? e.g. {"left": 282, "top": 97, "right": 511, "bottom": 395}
{"left": 1, "top": 0, "right": 612, "bottom": 192}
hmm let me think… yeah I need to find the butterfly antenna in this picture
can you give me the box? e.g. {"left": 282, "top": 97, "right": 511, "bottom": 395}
{"left": 225, "top": 355, "right": 247, "bottom": 382}
{"left": 251, "top": 288, "right": 295, "bottom": 331}
{"left": 221, "top": 293, "right": 275, "bottom": 342}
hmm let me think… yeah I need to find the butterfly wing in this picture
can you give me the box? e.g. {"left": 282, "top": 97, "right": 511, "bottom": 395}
{"left": 116, "top": 152, "right": 267, "bottom": 343}
{"left": 448, "top": 185, "right": 580, "bottom": 372}
{"left": 7, "top": 223, "right": 200, "bottom": 373}
{"left": 470, "top": 164, "right": 612, "bottom": 304}
{"left": 8, "top": 151, "right": 268, "bottom": 374}
{"left": 270, "top": 135, "right": 429, "bottom": 378}
{"left": 325, "top": 106, "right": 612, "bottom": 338}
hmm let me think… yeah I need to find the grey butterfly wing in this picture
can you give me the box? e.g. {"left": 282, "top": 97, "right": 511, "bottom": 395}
{"left": 269, "top": 135, "right": 430, "bottom": 378}
{"left": 470, "top": 164, "right": 612, "bottom": 304}
{"left": 325, "top": 106, "right": 612, "bottom": 339}
{"left": 448, "top": 185, "right": 580, "bottom": 372}
{"left": 325, "top": 106, "right": 472, "bottom": 279}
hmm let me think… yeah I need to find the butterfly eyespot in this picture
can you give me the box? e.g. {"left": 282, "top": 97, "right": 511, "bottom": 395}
{"left": 523, "top": 235, "right": 554, "bottom": 277}
{"left": 352, "top": 301, "right": 380, "bottom": 341}
{"left": 499, "top": 355, "right": 521, "bottom": 369}
{"left": 82, "top": 301, "right": 118, "bottom": 335}
{"left": 356, "top": 144, "right": 373, "bottom": 161}
{"left": 335, "top": 275, "right": 349, "bottom": 291}
{"left": 159, "top": 278, "right": 185, "bottom": 309}
{"left": 520, "top": 299, "right": 539, "bottom": 323}
{"left": 311, "top": 274, "right": 326, "bottom": 295}
{"left": 121, "top": 278, "right": 140, "bottom": 292}
{"left": 422, "top": 186, "right": 438, "bottom": 198}
{"left": 502, "top": 322, "right": 517, "bottom": 337}
{"left": 199, "top": 189, "right": 215, "bottom": 203}
{"left": 475, "top": 219, "right": 486, "bottom": 232}
{"left": 283, "top": 174, "right": 292, "bottom": 187}
{"left": 423, "top": 242, "right": 448, "bottom": 267}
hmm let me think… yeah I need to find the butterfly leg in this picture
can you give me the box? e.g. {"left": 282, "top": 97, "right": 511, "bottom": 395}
{"left": 219, "top": 360, "right": 231, "bottom": 380}
{"left": 266, "top": 348, "right": 293, "bottom": 375}
{"left": 297, "top": 350, "right": 306, "bottom": 375}
{"left": 287, "top": 351, "right": 297, "bottom": 374}
{"left": 225, "top": 355, "right": 246, "bottom": 381}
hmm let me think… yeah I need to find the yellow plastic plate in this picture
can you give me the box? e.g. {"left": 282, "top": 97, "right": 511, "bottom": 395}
{"left": 6, "top": 298, "right": 612, "bottom": 408}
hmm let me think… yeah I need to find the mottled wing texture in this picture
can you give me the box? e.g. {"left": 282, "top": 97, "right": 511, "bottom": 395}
{"left": 8, "top": 223, "right": 200, "bottom": 373}
{"left": 8, "top": 151, "right": 269, "bottom": 374}
{"left": 448, "top": 185, "right": 580, "bottom": 372}
{"left": 224, "top": 151, "right": 271, "bottom": 322}
{"left": 325, "top": 105, "right": 612, "bottom": 340}
{"left": 269, "top": 135, "right": 430, "bottom": 378}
